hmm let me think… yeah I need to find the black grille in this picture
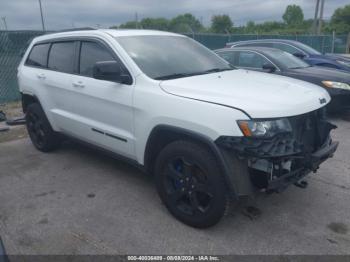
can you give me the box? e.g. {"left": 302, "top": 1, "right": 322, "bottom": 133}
{"left": 215, "top": 107, "right": 336, "bottom": 159}
{"left": 288, "top": 107, "right": 334, "bottom": 154}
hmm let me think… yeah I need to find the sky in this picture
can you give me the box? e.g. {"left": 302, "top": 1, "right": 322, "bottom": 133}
{"left": 0, "top": 0, "right": 349, "bottom": 30}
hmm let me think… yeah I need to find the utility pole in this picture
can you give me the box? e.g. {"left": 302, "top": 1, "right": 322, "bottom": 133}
{"left": 312, "top": 0, "right": 320, "bottom": 34}
{"left": 317, "top": 0, "right": 325, "bottom": 35}
{"left": 135, "top": 12, "right": 138, "bottom": 29}
{"left": 38, "top": 0, "right": 46, "bottom": 31}
{"left": 1, "top": 17, "right": 8, "bottom": 30}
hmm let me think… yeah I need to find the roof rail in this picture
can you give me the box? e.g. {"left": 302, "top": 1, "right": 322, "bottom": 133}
{"left": 53, "top": 27, "right": 97, "bottom": 33}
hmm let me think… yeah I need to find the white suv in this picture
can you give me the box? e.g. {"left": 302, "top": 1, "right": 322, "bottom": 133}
{"left": 18, "top": 29, "right": 338, "bottom": 228}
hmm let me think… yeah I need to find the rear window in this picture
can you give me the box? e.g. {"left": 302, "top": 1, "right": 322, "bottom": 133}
{"left": 26, "top": 43, "right": 50, "bottom": 68}
{"left": 48, "top": 42, "right": 75, "bottom": 73}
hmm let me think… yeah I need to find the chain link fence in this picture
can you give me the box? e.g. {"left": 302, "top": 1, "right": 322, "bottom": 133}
{"left": 1, "top": 30, "right": 349, "bottom": 104}
{"left": 0, "top": 31, "right": 45, "bottom": 104}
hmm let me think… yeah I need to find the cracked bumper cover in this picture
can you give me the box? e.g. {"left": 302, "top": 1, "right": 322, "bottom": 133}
{"left": 215, "top": 116, "right": 338, "bottom": 194}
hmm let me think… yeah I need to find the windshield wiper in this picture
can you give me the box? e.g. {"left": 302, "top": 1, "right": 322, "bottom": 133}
{"left": 154, "top": 72, "right": 199, "bottom": 80}
{"left": 290, "top": 65, "right": 312, "bottom": 69}
{"left": 154, "top": 68, "right": 234, "bottom": 80}
{"left": 200, "top": 68, "right": 234, "bottom": 74}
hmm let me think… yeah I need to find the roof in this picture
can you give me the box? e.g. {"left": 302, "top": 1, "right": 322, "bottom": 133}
{"left": 215, "top": 46, "right": 282, "bottom": 53}
{"left": 99, "top": 29, "right": 181, "bottom": 37}
{"left": 227, "top": 39, "right": 300, "bottom": 46}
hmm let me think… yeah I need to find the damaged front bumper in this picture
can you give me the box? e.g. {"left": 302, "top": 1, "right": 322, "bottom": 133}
{"left": 215, "top": 109, "right": 339, "bottom": 194}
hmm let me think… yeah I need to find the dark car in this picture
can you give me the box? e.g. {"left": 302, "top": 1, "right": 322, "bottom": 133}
{"left": 225, "top": 39, "right": 350, "bottom": 72}
{"left": 215, "top": 47, "right": 350, "bottom": 111}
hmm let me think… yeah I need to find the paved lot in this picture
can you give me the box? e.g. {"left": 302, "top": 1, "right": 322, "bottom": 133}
{"left": 0, "top": 117, "right": 349, "bottom": 255}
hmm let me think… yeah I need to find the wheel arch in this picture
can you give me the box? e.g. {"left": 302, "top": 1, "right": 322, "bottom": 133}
{"left": 143, "top": 125, "right": 237, "bottom": 197}
{"left": 21, "top": 93, "right": 41, "bottom": 113}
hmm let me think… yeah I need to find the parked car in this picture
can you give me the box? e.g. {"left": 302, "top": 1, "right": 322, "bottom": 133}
{"left": 226, "top": 39, "right": 350, "bottom": 72}
{"left": 18, "top": 29, "right": 338, "bottom": 228}
{"left": 215, "top": 47, "right": 350, "bottom": 112}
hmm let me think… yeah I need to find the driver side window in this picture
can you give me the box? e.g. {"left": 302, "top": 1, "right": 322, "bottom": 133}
{"left": 218, "top": 52, "right": 236, "bottom": 66}
{"left": 79, "top": 41, "right": 116, "bottom": 77}
{"left": 237, "top": 51, "right": 270, "bottom": 69}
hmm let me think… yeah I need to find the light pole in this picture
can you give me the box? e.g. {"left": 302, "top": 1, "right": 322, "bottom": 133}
{"left": 312, "top": 0, "right": 320, "bottom": 34}
{"left": 38, "top": 0, "right": 46, "bottom": 31}
{"left": 317, "top": 0, "right": 325, "bottom": 35}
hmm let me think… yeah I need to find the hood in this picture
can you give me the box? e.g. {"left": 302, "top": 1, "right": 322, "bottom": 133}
{"left": 160, "top": 69, "right": 330, "bottom": 118}
{"left": 311, "top": 53, "right": 350, "bottom": 64}
{"left": 288, "top": 66, "right": 350, "bottom": 84}
{"left": 324, "top": 53, "right": 350, "bottom": 61}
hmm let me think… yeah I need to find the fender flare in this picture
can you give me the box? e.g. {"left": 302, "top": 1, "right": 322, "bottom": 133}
{"left": 144, "top": 124, "right": 240, "bottom": 198}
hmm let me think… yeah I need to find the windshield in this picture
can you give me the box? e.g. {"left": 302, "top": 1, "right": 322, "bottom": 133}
{"left": 264, "top": 50, "right": 310, "bottom": 69}
{"left": 295, "top": 42, "right": 321, "bottom": 55}
{"left": 116, "top": 35, "right": 232, "bottom": 80}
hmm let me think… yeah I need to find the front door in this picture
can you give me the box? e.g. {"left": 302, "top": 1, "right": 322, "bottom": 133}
{"left": 52, "top": 39, "right": 135, "bottom": 158}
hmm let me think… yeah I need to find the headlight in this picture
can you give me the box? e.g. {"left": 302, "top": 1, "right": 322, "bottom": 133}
{"left": 336, "top": 60, "right": 350, "bottom": 67}
{"left": 237, "top": 119, "right": 292, "bottom": 138}
{"left": 322, "top": 81, "right": 350, "bottom": 90}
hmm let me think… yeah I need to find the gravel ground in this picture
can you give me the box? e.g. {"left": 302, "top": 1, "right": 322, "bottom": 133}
{"left": 0, "top": 101, "right": 27, "bottom": 143}
{"left": 0, "top": 115, "right": 349, "bottom": 256}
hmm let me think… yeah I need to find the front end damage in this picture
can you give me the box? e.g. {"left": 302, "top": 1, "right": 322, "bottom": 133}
{"left": 216, "top": 108, "right": 338, "bottom": 195}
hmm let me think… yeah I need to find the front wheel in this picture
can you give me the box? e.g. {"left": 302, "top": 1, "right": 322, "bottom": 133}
{"left": 155, "top": 140, "right": 229, "bottom": 228}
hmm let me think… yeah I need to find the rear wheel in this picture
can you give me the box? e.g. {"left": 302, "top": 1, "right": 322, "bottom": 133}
{"left": 25, "top": 103, "right": 60, "bottom": 152}
{"left": 155, "top": 140, "right": 229, "bottom": 228}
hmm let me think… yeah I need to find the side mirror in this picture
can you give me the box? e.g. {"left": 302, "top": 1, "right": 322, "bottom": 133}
{"left": 293, "top": 52, "right": 306, "bottom": 59}
{"left": 262, "top": 63, "right": 276, "bottom": 73}
{"left": 93, "top": 61, "right": 131, "bottom": 84}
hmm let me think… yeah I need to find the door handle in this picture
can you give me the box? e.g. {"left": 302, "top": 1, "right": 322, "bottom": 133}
{"left": 72, "top": 81, "right": 85, "bottom": 88}
{"left": 36, "top": 73, "right": 46, "bottom": 80}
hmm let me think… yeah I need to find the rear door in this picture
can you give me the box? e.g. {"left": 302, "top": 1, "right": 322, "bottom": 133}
{"left": 66, "top": 39, "right": 135, "bottom": 158}
{"left": 18, "top": 43, "right": 51, "bottom": 108}
{"left": 43, "top": 40, "right": 78, "bottom": 129}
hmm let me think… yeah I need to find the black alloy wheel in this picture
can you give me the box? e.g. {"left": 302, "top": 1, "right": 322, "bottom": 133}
{"left": 155, "top": 140, "right": 229, "bottom": 228}
{"left": 25, "top": 103, "right": 60, "bottom": 152}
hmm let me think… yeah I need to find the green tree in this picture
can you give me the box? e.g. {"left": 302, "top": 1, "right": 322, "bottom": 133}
{"left": 169, "top": 13, "right": 203, "bottom": 33}
{"left": 210, "top": 15, "right": 233, "bottom": 33}
{"left": 118, "top": 21, "right": 139, "bottom": 29}
{"left": 329, "top": 4, "right": 350, "bottom": 34}
{"left": 140, "top": 18, "right": 170, "bottom": 31}
{"left": 282, "top": 5, "right": 304, "bottom": 27}
{"left": 245, "top": 20, "right": 256, "bottom": 33}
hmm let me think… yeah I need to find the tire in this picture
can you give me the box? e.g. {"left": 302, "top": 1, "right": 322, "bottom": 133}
{"left": 25, "top": 103, "right": 60, "bottom": 152}
{"left": 155, "top": 140, "right": 229, "bottom": 228}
